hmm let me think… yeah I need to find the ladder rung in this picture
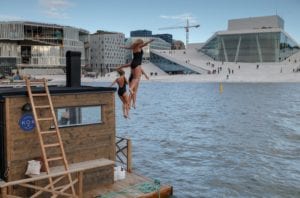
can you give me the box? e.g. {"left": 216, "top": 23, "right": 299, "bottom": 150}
{"left": 40, "top": 130, "right": 57, "bottom": 135}
{"left": 47, "top": 156, "right": 63, "bottom": 162}
{"left": 44, "top": 143, "right": 60, "bottom": 148}
{"left": 32, "top": 93, "right": 47, "bottom": 97}
{"left": 36, "top": 105, "right": 51, "bottom": 109}
{"left": 37, "top": 117, "right": 54, "bottom": 121}
{"left": 54, "top": 185, "right": 66, "bottom": 190}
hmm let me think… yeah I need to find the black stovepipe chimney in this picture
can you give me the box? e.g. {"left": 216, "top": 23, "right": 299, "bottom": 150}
{"left": 66, "top": 51, "right": 81, "bottom": 87}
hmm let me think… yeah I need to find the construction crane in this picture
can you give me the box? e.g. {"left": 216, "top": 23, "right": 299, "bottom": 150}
{"left": 158, "top": 19, "right": 200, "bottom": 48}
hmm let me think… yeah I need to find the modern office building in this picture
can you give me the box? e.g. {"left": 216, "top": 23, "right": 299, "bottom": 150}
{"left": 150, "top": 53, "right": 196, "bottom": 74}
{"left": 0, "top": 21, "right": 90, "bottom": 75}
{"left": 154, "top": 34, "right": 173, "bottom": 44}
{"left": 90, "top": 30, "right": 126, "bottom": 75}
{"left": 131, "top": 30, "right": 174, "bottom": 44}
{"left": 130, "top": 30, "right": 152, "bottom": 37}
{"left": 200, "top": 15, "right": 300, "bottom": 63}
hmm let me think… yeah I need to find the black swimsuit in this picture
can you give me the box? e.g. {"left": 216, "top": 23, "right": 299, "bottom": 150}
{"left": 131, "top": 50, "right": 143, "bottom": 69}
{"left": 117, "top": 77, "right": 127, "bottom": 96}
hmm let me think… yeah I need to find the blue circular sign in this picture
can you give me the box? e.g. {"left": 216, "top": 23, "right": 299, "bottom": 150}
{"left": 19, "top": 114, "right": 35, "bottom": 132}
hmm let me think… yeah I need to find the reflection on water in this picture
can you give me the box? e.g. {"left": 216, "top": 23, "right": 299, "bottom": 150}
{"left": 89, "top": 82, "right": 300, "bottom": 197}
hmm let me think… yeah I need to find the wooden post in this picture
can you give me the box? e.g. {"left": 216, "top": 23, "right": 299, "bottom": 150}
{"left": 127, "top": 139, "right": 132, "bottom": 173}
{"left": 1, "top": 187, "right": 7, "bottom": 197}
{"left": 78, "top": 171, "right": 83, "bottom": 198}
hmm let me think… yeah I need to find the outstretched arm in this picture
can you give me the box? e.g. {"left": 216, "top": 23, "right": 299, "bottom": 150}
{"left": 141, "top": 38, "right": 155, "bottom": 48}
{"left": 117, "top": 62, "right": 131, "bottom": 70}
{"left": 141, "top": 69, "right": 149, "bottom": 80}
{"left": 110, "top": 79, "right": 117, "bottom": 87}
{"left": 124, "top": 77, "right": 129, "bottom": 84}
{"left": 120, "top": 45, "right": 132, "bottom": 49}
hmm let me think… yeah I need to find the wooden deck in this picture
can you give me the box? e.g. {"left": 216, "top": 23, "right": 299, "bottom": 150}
{"left": 84, "top": 171, "right": 173, "bottom": 198}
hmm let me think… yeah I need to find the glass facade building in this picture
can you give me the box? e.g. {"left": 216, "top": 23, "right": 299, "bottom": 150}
{"left": 200, "top": 16, "right": 299, "bottom": 63}
{"left": 130, "top": 30, "right": 152, "bottom": 37}
{"left": 131, "top": 30, "right": 173, "bottom": 44}
{"left": 150, "top": 52, "right": 196, "bottom": 74}
{"left": 0, "top": 21, "right": 90, "bottom": 72}
{"left": 154, "top": 34, "right": 173, "bottom": 44}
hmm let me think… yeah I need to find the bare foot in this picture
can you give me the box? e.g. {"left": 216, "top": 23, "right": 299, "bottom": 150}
{"left": 132, "top": 104, "right": 136, "bottom": 109}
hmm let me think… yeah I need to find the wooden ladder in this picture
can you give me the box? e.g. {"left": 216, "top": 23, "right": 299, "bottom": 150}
{"left": 25, "top": 78, "right": 77, "bottom": 197}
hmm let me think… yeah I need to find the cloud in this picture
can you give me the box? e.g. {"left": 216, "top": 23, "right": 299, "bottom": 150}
{"left": 0, "top": 15, "right": 24, "bottom": 21}
{"left": 160, "top": 13, "right": 198, "bottom": 24}
{"left": 38, "top": 0, "right": 74, "bottom": 19}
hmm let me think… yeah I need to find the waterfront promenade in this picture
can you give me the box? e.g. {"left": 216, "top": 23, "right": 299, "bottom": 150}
{"left": 36, "top": 64, "right": 300, "bottom": 85}
{"left": 37, "top": 47, "right": 300, "bottom": 84}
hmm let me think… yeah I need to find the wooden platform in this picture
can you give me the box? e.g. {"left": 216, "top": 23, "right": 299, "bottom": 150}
{"left": 85, "top": 171, "right": 173, "bottom": 198}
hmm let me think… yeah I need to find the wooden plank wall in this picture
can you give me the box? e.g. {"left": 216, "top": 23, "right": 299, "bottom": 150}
{"left": 4, "top": 92, "right": 116, "bottom": 189}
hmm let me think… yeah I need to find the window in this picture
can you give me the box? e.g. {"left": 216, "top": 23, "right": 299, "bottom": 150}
{"left": 56, "top": 106, "right": 102, "bottom": 127}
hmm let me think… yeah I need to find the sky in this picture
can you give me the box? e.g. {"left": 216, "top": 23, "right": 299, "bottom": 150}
{"left": 1, "top": 0, "right": 300, "bottom": 44}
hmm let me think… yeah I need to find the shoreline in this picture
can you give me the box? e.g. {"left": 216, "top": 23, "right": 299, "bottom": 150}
{"left": 34, "top": 73, "right": 300, "bottom": 84}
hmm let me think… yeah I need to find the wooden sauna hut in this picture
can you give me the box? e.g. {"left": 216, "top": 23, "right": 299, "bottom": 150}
{"left": 0, "top": 83, "right": 116, "bottom": 195}
{"left": 0, "top": 51, "right": 115, "bottom": 197}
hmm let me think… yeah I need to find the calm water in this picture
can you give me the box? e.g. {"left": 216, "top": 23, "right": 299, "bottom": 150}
{"left": 88, "top": 82, "right": 300, "bottom": 198}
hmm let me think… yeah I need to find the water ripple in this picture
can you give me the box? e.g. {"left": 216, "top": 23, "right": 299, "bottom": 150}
{"left": 90, "top": 82, "right": 300, "bottom": 197}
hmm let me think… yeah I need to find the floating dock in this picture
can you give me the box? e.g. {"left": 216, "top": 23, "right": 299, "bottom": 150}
{"left": 85, "top": 171, "right": 173, "bottom": 198}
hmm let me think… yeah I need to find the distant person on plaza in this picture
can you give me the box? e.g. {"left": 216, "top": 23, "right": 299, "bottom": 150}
{"left": 110, "top": 69, "right": 130, "bottom": 118}
{"left": 118, "top": 38, "right": 154, "bottom": 107}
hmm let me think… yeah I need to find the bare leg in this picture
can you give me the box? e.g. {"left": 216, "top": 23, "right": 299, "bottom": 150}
{"left": 129, "top": 78, "right": 140, "bottom": 109}
{"left": 131, "top": 82, "right": 139, "bottom": 109}
{"left": 119, "top": 95, "right": 129, "bottom": 118}
{"left": 128, "top": 66, "right": 142, "bottom": 109}
{"left": 128, "top": 81, "right": 133, "bottom": 109}
{"left": 123, "top": 94, "right": 130, "bottom": 118}
{"left": 131, "top": 92, "right": 136, "bottom": 109}
{"left": 122, "top": 104, "right": 127, "bottom": 118}
{"left": 119, "top": 96, "right": 126, "bottom": 118}
{"left": 129, "top": 78, "right": 139, "bottom": 94}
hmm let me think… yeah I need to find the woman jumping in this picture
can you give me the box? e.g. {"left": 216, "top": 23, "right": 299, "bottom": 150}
{"left": 118, "top": 38, "right": 154, "bottom": 108}
{"left": 111, "top": 69, "right": 130, "bottom": 118}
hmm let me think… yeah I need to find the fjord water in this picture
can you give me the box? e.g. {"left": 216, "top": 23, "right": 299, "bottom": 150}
{"left": 92, "top": 82, "right": 300, "bottom": 197}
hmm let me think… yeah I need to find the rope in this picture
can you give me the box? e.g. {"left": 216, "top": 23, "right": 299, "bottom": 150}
{"left": 138, "top": 179, "right": 161, "bottom": 194}
{"left": 95, "top": 179, "right": 161, "bottom": 198}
